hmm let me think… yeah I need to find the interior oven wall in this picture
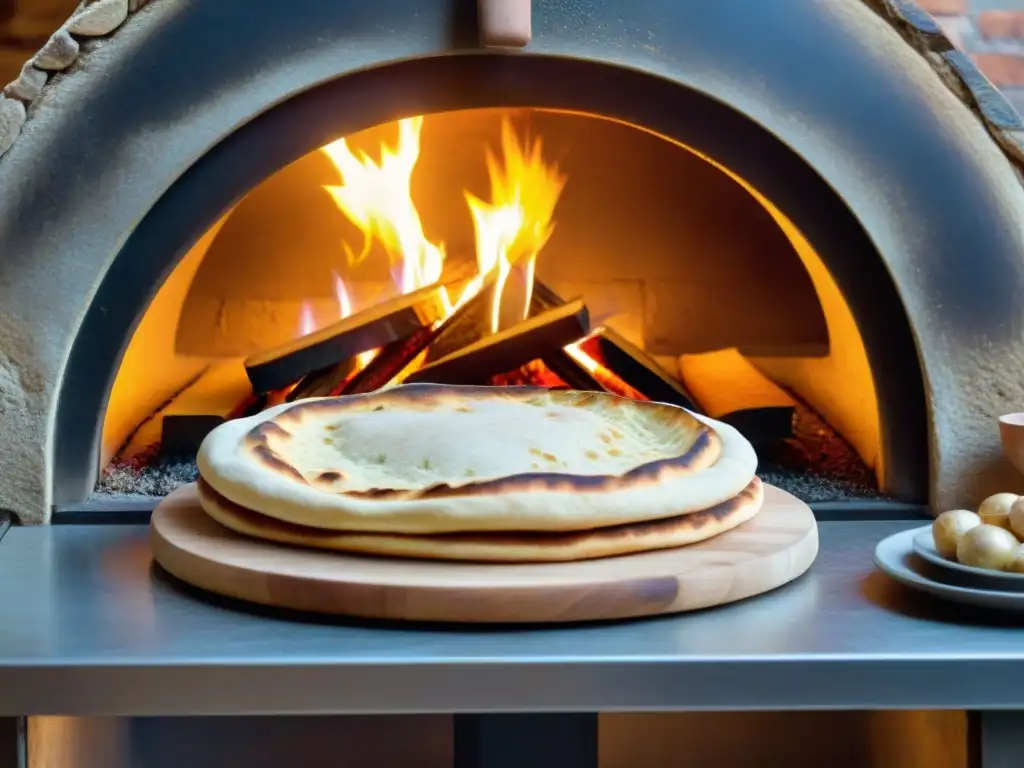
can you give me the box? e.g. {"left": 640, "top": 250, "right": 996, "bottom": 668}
{"left": 172, "top": 109, "right": 827, "bottom": 358}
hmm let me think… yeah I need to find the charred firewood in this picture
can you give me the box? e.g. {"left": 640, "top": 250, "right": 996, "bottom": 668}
{"left": 540, "top": 347, "right": 605, "bottom": 391}
{"left": 577, "top": 329, "right": 697, "bottom": 411}
{"left": 529, "top": 279, "right": 572, "bottom": 314}
{"left": 424, "top": 283, "right": 501, "bottom": 363}
{"left": 407, "top": 300, "right": 591, "bottom": 385}
{"left": 286, "top": 359, "right": 358, "bottom": 401}
{"left": 536, "top": 280, "right": 695, "bottom": 405}
{"left": 529, "top": 280, "right": 699, "bottom": 410}
{"left": 244, "top": 282, "right": 451, "bottom": 394}
{"left": 333, "top": 327, "right": 433, "bottom": 395}
{"left": 340, "top": 277, "right": 498, "bottom": 395}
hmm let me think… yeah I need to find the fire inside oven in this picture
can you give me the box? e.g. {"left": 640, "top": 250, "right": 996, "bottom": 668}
{"left": 99, "top": 108, "right": 882, "bottom": 504}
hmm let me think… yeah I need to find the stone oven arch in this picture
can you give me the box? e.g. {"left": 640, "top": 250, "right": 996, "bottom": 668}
{"left": 1, "top": 0, "right": 1023, "bottom": 521}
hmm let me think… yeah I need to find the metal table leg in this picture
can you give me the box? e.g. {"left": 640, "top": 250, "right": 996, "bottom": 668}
{"left": 971, "top": 711, "right": 1024, "bottom": 768}
{"left": 0, "top": 717, "right": 24, "bottom": 768}
{"left": 453, "top": 713, "right": 598, "bottom": 768}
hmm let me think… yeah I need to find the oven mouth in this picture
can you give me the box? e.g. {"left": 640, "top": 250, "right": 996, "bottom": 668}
{"left": 52, "top": 53, "right": 928, "bottom": 510}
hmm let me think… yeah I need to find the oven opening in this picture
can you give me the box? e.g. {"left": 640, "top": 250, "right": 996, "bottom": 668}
{"left": 97, "top": 107, "right": 882, "bottom": 505}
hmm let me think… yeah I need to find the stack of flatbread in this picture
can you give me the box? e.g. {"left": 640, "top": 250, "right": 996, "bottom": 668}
{"left": 195, "top": 384, "right": 762, "bottom": 563}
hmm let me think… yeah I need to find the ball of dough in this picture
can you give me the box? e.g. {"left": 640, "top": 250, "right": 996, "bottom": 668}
{"left": 978, "top": 493, "right": 1020, "bottom": 531}
{"left": 957, "top": 524, "right": 1020, "bottom": 571}
{"left": 1008, "top": 497, "right": 1024, "bottom": 541}
{"left": 1007, "top": 549, "right": 1024, "bottom": 574}
{"left": 932, "top": 509, "right": 982, "bottom": 559}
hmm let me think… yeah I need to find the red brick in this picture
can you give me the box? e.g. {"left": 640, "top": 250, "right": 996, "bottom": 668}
{"left": 971, "top": 53, "right": 1024, "bottom": 87}
{"left": 915, "top": 0, "right": 967, "bottom": 15}
{"left": 978, "top": 11, "right": 1024, "bottom": 39}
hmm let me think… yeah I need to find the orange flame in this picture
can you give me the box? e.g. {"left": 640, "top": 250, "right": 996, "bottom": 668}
{"left": 294, "top": 272, "right": 376, "bottom": 373}
{"left": 297, "top": 302, "right": 318, "bottom": 336}
{"left": 321, "top": 116, "right": 564, "bottom": 327}
{"left": 465, "top": 121, "right": 566, "bottom": 332}
{"left": 321, "top": 117, "right": 450, "bottom": 307}
{"left": 565, "top": 337, "right": 648, "bottom": 401}
{"left": 332, "top": 271, "right": 353, "bottom": 317}
{"left": 332, "top": 271, "right": 377, "bottom": 369}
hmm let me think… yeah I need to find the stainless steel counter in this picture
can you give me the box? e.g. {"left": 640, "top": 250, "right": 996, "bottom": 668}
{"left": 1, "top": 520, "right": 1023, "bottom": 717}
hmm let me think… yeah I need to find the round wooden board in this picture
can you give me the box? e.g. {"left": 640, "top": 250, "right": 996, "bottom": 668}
{"left": 149, "top": 482, "right": 818, "bottom": 624}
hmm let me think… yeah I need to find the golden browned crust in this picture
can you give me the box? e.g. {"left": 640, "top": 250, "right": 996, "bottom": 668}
{"left": 240, "top": 385, "right": 719, "bottom": 501}
{"left": 198, "top": 385, "right": 758, "bottom": 534}
{"left": 197, "top": 476, "right": 764, "bottom": 562}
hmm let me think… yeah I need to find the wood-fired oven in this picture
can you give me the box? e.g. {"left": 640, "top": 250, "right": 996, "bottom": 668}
{"left": 2, "top": 0, "right": 1024, "bottom": 524}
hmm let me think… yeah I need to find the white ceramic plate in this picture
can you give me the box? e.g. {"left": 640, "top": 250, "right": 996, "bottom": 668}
{"left": 912, "top": 529, "right": 1024, "bottom": 587}
{"left": 874, "top": 527, "right": 1024, "bottom": 610}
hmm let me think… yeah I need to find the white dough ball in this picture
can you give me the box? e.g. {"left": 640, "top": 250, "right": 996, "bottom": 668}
{"left": 1007, "top": 548, "right": 1024, "bottom": 574}
{"left": 932, "top": 509, "right": 982, "bottom": 559}
{"left": 978, "top": 493, "right": 1020, "bottom": 531}
{"left": 957, "top": 524, "right": 1020, "bottom": 571}
{"left": 1008, "top": 497, "right": 1024, "bottom": 541}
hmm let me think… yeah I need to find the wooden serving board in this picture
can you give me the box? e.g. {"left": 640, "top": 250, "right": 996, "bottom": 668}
{"left": 149, "top": 483, "right": 818, "bottom": 624}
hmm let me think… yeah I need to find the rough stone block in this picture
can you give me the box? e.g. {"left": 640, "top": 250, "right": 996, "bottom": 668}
{"left": 68, "top": 0, "right": 129, "bottom": 36}
{"left": 4, "top": 63, "right": 48, "bottom": 103}
{"left": 31, "top": 28, "right": 78, "bottom": 71}
{"left": 0, "top": 94, "right": 26, "bottom": 156}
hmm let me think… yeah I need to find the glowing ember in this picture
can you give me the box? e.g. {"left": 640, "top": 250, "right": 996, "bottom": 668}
{"left": 566, "top": 337, "right": 648, "bottom": 401}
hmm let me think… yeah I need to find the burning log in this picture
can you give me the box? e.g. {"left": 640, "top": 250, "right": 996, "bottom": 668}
{"left": 530, "top": 280, "right": 699, "bottom": 411}
{"left": 406, "top": 300, "right": 591, "bottom": 385}
{"left": 339, "top": 276, "right": 499, "bottom": 395}
{"left": 286, "top": 270, "right": 485, "bottom": 401}
{"left": 332, "top": 326, "right": 436, "bottom": 395}
{"left": 244, "top": 282, "right": 451, "bottom": 395}
{"left": 425, "top": 283, "right": 498, "bottom": 362}
{"left": 428, "top": 273, "right": 538, "bottom": 363}
{"left": 286, "top": 359, "right": 358, "bottom": 402}
{"left": 529, "top": 279, "right": 572, "bottom": 314}
{"left": 577, "top": 328, "right": 697, "bottom": 411}
{"left": 540, "top": 348, "right": 605, "bottom": 391}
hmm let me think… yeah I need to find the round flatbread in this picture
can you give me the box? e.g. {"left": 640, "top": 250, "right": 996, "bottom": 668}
{"left": 197, "top": 476, "right": 765, "bottom": 563}
{"left": 197, "top": 384, "right": 757, "bottom": 535}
